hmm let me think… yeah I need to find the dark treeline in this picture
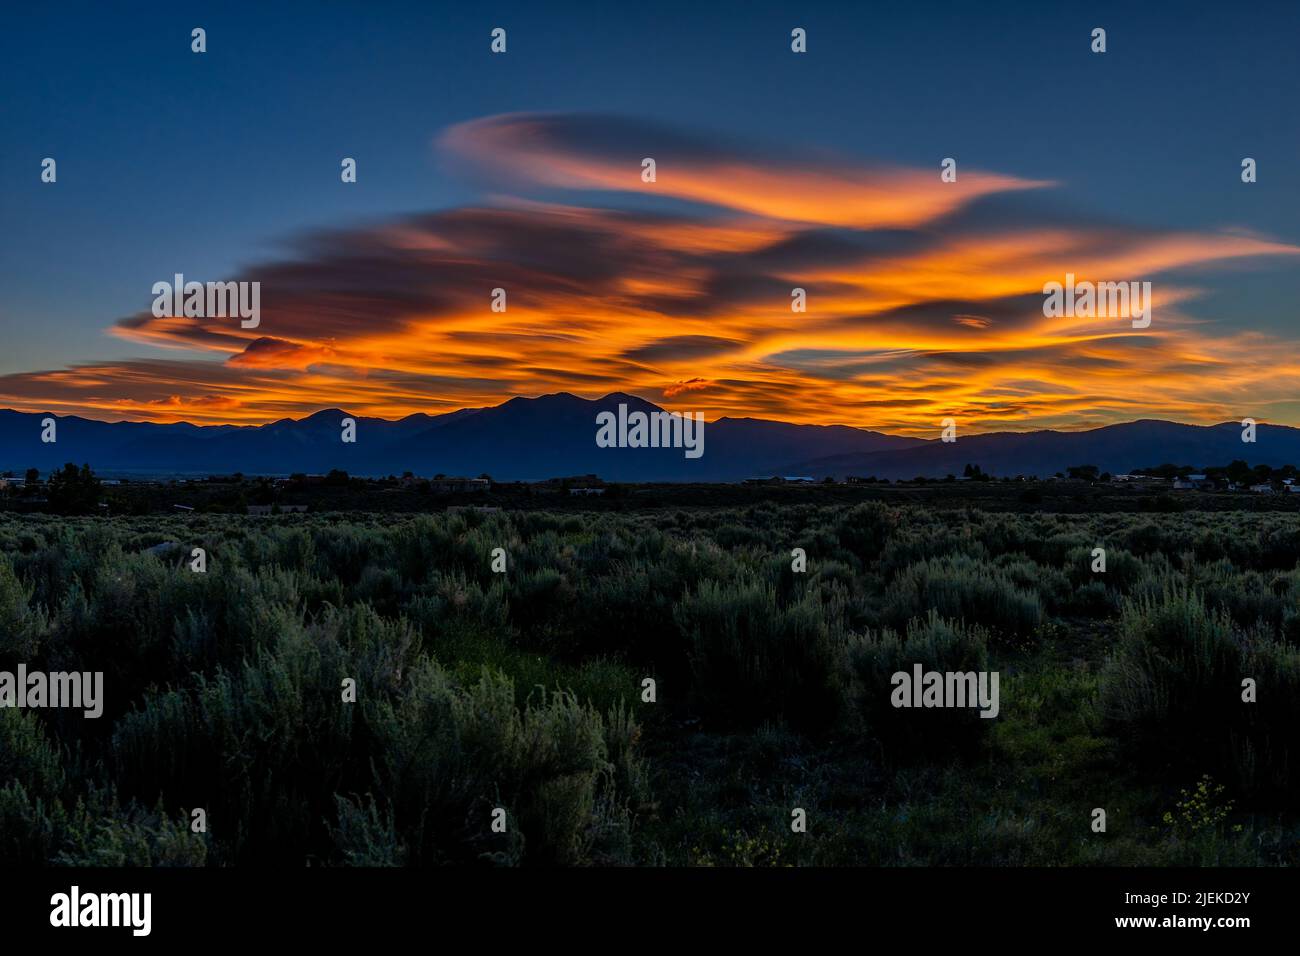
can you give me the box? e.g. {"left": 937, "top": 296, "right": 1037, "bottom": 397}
{"left": 1, "top": 503, "right": 1299, "bottom": 866}
{"left": 11, "top": 466, "right": 1300, "bottom": 520}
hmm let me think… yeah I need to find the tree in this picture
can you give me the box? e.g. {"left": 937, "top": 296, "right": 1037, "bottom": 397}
{"left": 1222, "top": 457, "right": 1253, "bottom": 481}
{"left": 24, "top": 468, "right": 38, "bottom": 485}
{"left": 1066, "top": 464, "right": 1099, "bottom": 481}
{"left": 46, "top": 462, "right": 102, "bottom": 515}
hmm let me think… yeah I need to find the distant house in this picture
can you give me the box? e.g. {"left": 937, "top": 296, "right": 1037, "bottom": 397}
{"left": 172, "top": 504, "right": 195, "bottom": 512}
{"left": 569, "top": 486, "right": 605, "bottom": 496}
{"left": 1249, "top": 483, "right": 1275, "bottom": 494}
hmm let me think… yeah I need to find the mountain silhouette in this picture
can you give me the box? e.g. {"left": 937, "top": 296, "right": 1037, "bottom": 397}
{"left": 782, "top": 419, "right": 1300, "bottom": 479}
{"left": 0, "top": 399, "right": 1293, "bottom": 482}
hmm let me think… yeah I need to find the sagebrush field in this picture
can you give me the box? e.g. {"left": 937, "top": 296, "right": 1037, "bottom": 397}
{"left": 2, "top": 499, "right": 1298, "bottom": 866}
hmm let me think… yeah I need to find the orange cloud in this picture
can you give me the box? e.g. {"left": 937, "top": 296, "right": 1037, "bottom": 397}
{"left": 664, "top": 378, "right": 715, "bottom": 398}
{"left": 440, "top": 113, "right": 1051, "bottom": 228}
{"left": 3, "top": 113, "right": 1299, "bottom": 434}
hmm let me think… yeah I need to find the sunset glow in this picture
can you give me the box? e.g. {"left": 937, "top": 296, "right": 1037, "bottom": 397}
{"left": 3, "top": 113, "right": 1297, "bottom": 434}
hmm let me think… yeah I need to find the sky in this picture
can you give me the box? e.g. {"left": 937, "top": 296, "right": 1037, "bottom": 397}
{"left": 1, "top": 0, "right": 1297, "bottom": 435}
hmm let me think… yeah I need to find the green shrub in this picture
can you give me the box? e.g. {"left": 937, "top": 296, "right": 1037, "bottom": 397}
{"left": 1100, "top": 587, "right": 1300, "bottom": 802}
{"left": 357, "top": 661, "right": 641, "bottom": 865}
{"left": 0, "top": 554, "right": 43, "bottom": 657}
{"left": 675, "top": 577, "right": 846, "bottom": 733}
{"left": 886, "top": 554, "right": 1043, "bottom": 640}
{"left": 0, "top": 709, "right": 64, "bottom": 801}
{"left": 848, "top": 612, "right": 993, "bottom": 761}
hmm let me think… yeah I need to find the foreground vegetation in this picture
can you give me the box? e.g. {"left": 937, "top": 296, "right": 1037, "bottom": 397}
{"left": 1, "top": 502, "right": 1298, "bottom": 866}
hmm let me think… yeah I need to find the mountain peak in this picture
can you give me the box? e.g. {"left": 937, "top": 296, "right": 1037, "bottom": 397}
{"left": 1, "top": 401, "right": 1298, "bottom": 481}
{"left": 303, "top": 407, "right": 351, "bottom": 421}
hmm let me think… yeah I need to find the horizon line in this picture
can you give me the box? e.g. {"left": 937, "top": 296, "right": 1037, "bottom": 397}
{"left": 0, "top": 391, "right": 1280, "bottom": 439}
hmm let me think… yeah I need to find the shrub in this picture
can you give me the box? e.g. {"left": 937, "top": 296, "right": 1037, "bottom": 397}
{"left": 885, "top": 554, "right": 1043, "bottom": 640}
{"left": 675, "top": 577, "right": 846, "bottom": 733}
{"left": 0, "top": 554, "right": 43, "bottom": 657}
{"left": 0, "top": 709, "right": 64, "bottom": 801}
{"left": 357, "top": 661, "right": 641, "bottom": 865}
{"left": 848, "top": 612, "right": 993, "bottom": 761}
{"left": 1100, "top": 587, "right": 1300, "bottom": 802}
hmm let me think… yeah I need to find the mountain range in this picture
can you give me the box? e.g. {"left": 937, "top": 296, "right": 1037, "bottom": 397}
{"left": 2, "top": 393, "right": 1297, "bottom": 482}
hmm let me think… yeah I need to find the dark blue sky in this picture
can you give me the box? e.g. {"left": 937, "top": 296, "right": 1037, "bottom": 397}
{"left": 1, "top": 0, "right": 1297, "bottom": 428}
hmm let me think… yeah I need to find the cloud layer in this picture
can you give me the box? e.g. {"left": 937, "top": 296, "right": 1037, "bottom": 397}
{"left": 3, "top": 112, "right": 1298, "bottom": 433}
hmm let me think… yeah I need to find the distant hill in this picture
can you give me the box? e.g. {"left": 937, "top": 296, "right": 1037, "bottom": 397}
{"left": 781, "top": 419, "right": 1300, "bottom": 480}
{"left": 1, "top": 400, "right": 1295, "bottom": 482}
{"left": 0, "top": 393, "right": 919, "bottom": 481}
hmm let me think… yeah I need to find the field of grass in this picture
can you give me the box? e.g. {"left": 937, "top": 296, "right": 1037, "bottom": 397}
{"left": 2, "top": 500, "right": 1298, "bottom": 866}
